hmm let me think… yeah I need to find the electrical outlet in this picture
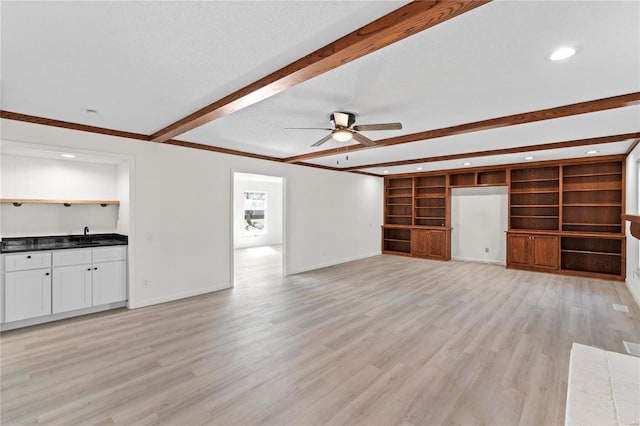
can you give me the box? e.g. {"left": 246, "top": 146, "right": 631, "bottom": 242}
{"left": 485, "top": 247, "right": 489, "bottom": 253}
{"left": 143, "top": 279, "right": 149, "bottom": 287}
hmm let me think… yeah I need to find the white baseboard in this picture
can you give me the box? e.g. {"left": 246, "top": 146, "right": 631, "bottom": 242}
{"left": 129, "top": 284, "right": 230, "bottom": 309}
{"left": 1, "top": 301, "right": 127, "bottom": 331}
{"left": 287, "top": 251, "right": 381, "bottom": 275}
{"left": 452, "top": 256, "right": 506, "bottom": 266}
{"left": 625, "top": 278, "right": 640, "bottom": 310}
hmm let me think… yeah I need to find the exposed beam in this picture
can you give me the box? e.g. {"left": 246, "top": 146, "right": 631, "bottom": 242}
{"left": 150, "top": 0, "right": 491, "bottom": 143}
{"left": 339, "top": 132, "right": 640, "bottom": 171}
{"left": 625, "top": 138, "right": 640, "bottom": 155}
{"left": 164, "top": 139, "right": 283, "bottom": 163}
{"left": 0, "top": 110, "right": 150, "bottom": 141}
{"left": 285, "top": 92, "right": 640, "bottom": 163}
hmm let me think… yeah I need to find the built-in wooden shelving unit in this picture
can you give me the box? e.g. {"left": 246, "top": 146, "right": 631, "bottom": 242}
{"left": 383, "top": 156, "right": 626, "bottom": 280}
{"left": 509, "top": 166, "right": 560, "bottom": 231}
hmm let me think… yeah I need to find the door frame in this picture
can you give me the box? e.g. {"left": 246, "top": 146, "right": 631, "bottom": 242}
{"left": 230, "top": 170, "right": 287, "bottom": 288}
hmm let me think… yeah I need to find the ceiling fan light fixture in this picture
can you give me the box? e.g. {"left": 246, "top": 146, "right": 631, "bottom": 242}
{"left": 332, "top": 129, "right": 353, "bottom": 142}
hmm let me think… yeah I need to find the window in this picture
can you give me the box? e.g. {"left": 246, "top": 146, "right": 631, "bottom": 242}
{"left": 243, "top": 191, "right": 267, "bottom": 236}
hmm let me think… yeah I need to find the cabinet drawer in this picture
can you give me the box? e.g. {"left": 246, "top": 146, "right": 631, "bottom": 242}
{"left": 53, "top": 249, "right": 92, "bottom": 267}
{"left": 92, "top": 246, "right": 127, "bottom": 263}
{"left": 5, "top": 252, "right": 52, "bottom": 272}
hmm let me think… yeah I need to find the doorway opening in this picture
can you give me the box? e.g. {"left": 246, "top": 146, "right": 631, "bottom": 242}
{"left": 232, "top": 172, "right": 285, "bottom": 288}
{"left": 451, "top": 186, "right": 508, "bottom": 264}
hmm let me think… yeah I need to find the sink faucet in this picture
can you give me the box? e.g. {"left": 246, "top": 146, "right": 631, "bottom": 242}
{"left": 84, "top": 226, "right": 90, "bottom": 240}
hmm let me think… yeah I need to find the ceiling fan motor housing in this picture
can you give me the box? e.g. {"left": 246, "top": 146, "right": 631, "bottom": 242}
{"left": 330, "top": 112, "right": 356, "bottom": 129}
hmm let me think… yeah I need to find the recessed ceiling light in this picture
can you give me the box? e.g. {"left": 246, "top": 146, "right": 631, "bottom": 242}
{"left": 549, "top": 46, "right": 576, "bottom": 61}
{"left": 524, "top": 156, "right": 534, "bottom": 160}
{"left": 586, "top": 150, "right": 598, "bottom": 155}
{"left": 60, "top": 154, "right": 76, "bottom": 158}
{"left": 383, "top": 170, "right": 389, "bottom": 174}
{"left": 463, "top": 162, "right": 472, "bottom": 166}
{"left": 416, "top": 167, "right": 423, "bottom": 171}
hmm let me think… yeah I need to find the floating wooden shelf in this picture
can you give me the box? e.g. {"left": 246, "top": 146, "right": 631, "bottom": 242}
{"left": 1, "top": 198, "right": 120, "bottom": 205}
{"left": 622, "top": 214, "right": 640, "bottom": 239}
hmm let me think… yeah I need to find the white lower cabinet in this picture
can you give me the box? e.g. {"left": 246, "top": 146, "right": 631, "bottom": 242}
{"left": 5, "top": 268, "right": 52, "bottom": 322}
{"left": 52, "top": 264, "right": 92, "bottom": 314}
{"left": 3, "top": 246, "right": 127, "bottom": 326}
{"left": 93, "top": 260, "right": 126, "bottom": 306}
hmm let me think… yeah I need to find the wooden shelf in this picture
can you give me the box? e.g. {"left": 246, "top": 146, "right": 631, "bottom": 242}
{"left": 1, "top": 198, "right": 120, "bottom": 205}
{"left": 414, "top": 194, "right": 446, "bottom": 199}
{"left": 387, "top": 203, "right": 412, "bottom": 206}
{"left": 564, "top": 172, "right": 622, "bottom": 178}
{"left": 510, "top": 190, "right": 559, "bottom": 194}
{"left": 511, "top": 178, "right": 559, "bottom": 183}
{"left": 386, "top": 194, "right": 412, "bottom": 198}
{"left": 563, "top": 222, "right": 620, "bottom": 226}
{"left": 563, "top": 203, "right": 621, "bottom": 207}
{"left": 512, "top": 215, "right": 559, "bottom": 218}
{"left": 511, "top": 204, "right": 559, "bottom": 207}
{"left": 561, "top": 249, "right": 621, "bottom": 256}
{"left": 563, "top": 188, "right": 621, "bottom": 192}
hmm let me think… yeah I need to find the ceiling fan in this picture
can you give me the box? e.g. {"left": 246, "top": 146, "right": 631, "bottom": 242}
{"left": 286, "top": 112, "right": 402, "bottom": 147}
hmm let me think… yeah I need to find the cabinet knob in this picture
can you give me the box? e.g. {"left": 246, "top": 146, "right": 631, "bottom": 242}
{"left": 45, "top": 272, "right": 50, "bottom": 276}
{"left": 94, "top": 267, "right": 98, "bottom": 270}
{"left": 27, "top": 255, "right": 31, "bottom": 259}
{"left": 87, "top": 268, "right": 91, "bottom": 271}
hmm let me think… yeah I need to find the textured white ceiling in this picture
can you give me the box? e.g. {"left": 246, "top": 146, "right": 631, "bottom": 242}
{"left": 308, "top": 106, "right": 640, "bottom": 168}
{"left": 181, "top": 0, "right": 640, "bottom": 159}
{"left": 0, "top": 1, "right": 406, "bottom": 134}
{"left": 361, "top": 140, "right": 635, "bottom": 175}
{"left": 1, "top": 1, "right": 639, "bottom": 171}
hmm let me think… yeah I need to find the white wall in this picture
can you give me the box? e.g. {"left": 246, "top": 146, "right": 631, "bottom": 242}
{"left": 0, "top": 154, "right": 121, "bottom": 237}
{"left": 233, "top": 173, "right": 283, "bottom": 249}
{"left": 116, "top": 161, "right": 130, "bottom": 235}
{"left": 451, "top": 186, "right": 508, "bottom": 264}
{"left": 625, "top": 145, "right": 640, "bottom": 308}
{"left": 0, "top": 119, "right": 383, "bottom": 308}
{"left": 1, "top": 203, "right": 119, "bottom": 237}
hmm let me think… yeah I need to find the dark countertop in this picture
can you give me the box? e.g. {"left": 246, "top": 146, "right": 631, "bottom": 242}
{"left": 1, "top": 233, "right": 128, "bottom": 254}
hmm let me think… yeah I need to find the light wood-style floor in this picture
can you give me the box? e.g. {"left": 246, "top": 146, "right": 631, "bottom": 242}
{"left": 2, "top": 252, "right": 639, "bottom": 425}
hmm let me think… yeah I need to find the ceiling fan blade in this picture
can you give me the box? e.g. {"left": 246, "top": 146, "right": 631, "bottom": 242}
{"left": 311, "top": 134, "right": 334, "bottom": 147}
{"left": 351, "top": 132, "right": 376, "bottom": 147}
{"left": 353, "top": 122, "right": 402, "bottom": 131}
{"left": 285, "top": 127, "right": 333, "bottom": 130}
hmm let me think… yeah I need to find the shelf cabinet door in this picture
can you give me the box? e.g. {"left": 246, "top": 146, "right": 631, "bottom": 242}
{"left": 92, "top": 261, "right": 126, "bottom": 306}
{"left": 52, "top": 264, "right": 92, "bottom": 314}
{"left": 4, "top": 268, "right": 52, "bottom": 322}
{"left": 532, "top": 235, "right": 559, "bottom": 270}
{"left": 412, "top": 230, "right": 431, "bottom": 256}
{"left": 507, "top": 234, "right": 532, "bottom": 267}
{"left": 428, "top": 230, "right": 447, "bottom": 258}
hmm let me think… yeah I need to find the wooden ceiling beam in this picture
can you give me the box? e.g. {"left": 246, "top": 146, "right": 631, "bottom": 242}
{"left": 339, "top": 132, "right": 640, "bottom": 171}
{"left": 285, "top": 92, "right": 640, "bottom": 163}
{"left": 149, "top": 0, "right": 491, "bottom": 143}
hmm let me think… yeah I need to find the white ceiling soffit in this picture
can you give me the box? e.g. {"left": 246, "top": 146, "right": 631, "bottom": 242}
{"left": 180, "top": 0, "right": 640, "bottom": 158}
{"left": 308, "top": 105, "right": 640, "bottom": 168}
{"left": 0, "top": 141, "right": 124, "bottom": 165}
{"left": 0, "top": 1, "right": 407, "bottom": 134}
{"left": 365, "top": 140, "right": 635, "bottom": 175}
